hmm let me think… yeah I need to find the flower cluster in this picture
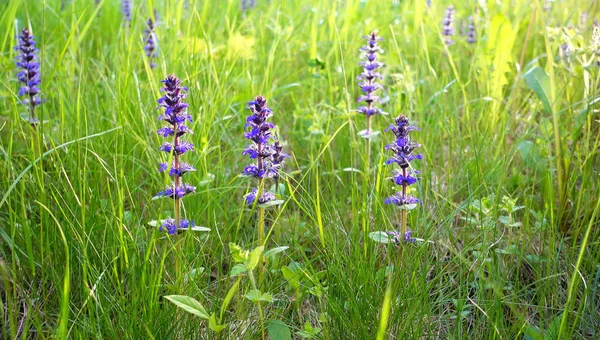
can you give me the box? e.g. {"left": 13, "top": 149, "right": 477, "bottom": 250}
{"left": 384, "top": 115, "right": 422, "bottom": 243}
{"left": 154, "top": 75, "right": 196, "bottom": 234}
{"left": 466, "top": 16, "right": 476, "bottom": 44}
{"left": 442, "top": 5, "right": 455, "bottom": 46}
{"left": 143, "top": 18, "right": 157, "bottom": 68}
{"left": 15, "top": 28, "right": 42, "bottom": 126}
{"left": 357, "top": 30, "right": 385, "bottom": 137}
{"left": 122, "top": 0, "right": 132, "bottom": 24}
{"left": 241, "top": 0, "right": 257, "bottom": 14}
{"left": 242, "top": 96, "right": 287, "bottom": 205}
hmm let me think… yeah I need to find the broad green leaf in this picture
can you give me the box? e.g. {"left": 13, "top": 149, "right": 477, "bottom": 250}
{"left": 267, "top": 320, "right": 292, "bottom": 340}
{"left": 190, "top": 226, "right": 211, "bottom": 232}
{"left": 258, "top": 292, "right": 274, "bottom": 302}
{"left": 244, "top": 289, "right": 263, "bottom": 303}
{"left": 164, "top": 295, "right": 209, "bottom": 319}
{"left": 220, "top": 277, "right": 241, "bottom": 320}
{"left": 246, "top": 246, "right": 264, "bottom": 271}
{"left": 264, "top": 246, "right": 289, "bottom": 258}
{"left": 208, "top": 313, "right": 227, "bottom": 333}
{"left": 523, "top": 66, "right": 552, "bottom": 114}
{"left": 282, "top": 264, "right": 302, "bottom": 289}
{"left": 229, "top": 263, "right": 248, "bottom": 277}
{"left": 229, "top": 243, "right": 248, "bottom": 263}
{"left": 258, "top": 199, "right": 284, "bottom": 208}
{"left": 369, "top": 231, "right": 392, "bottom": 244}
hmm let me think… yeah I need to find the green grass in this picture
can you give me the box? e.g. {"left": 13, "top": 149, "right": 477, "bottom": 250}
{"left": 1, "top": 0, "right": 600, "bottom": 338}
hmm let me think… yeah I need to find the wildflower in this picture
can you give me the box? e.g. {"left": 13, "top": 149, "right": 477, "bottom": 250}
{"left": 387, "top": 230, "right": 416, "bottom": 244}
{"left": 384, "top": 115, "right": 422, "bottom": 241}
{"left": 559, "top": 42, "right": 571, "bottom": 65}
{"left": 241, "top": 0, "right": 257, "bottom": 14}
{"left": 143, "top": 18, "right": 158, "bottom": 68}
{"left": 15, "top": 28, "right": 42, "bottom": 126}
{"left": 242, "top": 95, "right": 286, "bottom": 205}
{"left": 442, "top": 5, "right": 455, "bottom": 46}
{"left": 357, "top": 30, "right": 385, "bottom": 137}
{"left": 122, "top": 0, "right": 132, "bottom": 24}
{"left": 160, "top": 218, "right": 195, "bottom": 235}
{"left": 466, "top": 16, "right": 476, "bottom": 44}
{"left": 154, "top": 75, "right": 195, "bottom": 233}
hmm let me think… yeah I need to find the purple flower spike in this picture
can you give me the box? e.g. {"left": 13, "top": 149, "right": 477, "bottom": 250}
{"left": 245, "top": 188, "right": 276, "bottom": 206}
{"left": 387, "top": 230, "right": 416, "bottom": 244}
{"left": 122, "top": 0, "right": 132, "bottom": 24}
{"left": 466, "top": 16, "right": 476, "bottom": 44}
{"left": 442, "top": 6, "right": 455, "bottom": 46}
{"left": 154, "top": 74, "right": 196, "bottom": 231}
{"left": 144, "top": 18, "right": 158, "bottom": 68}
{"left": 15, "top": 28, "right": 42, "bottom": 126}
{"left": 242, "top": 96, "right": 287, "bottom": 206}
{"left": 241, "top": 0, "right": 257, "bottom": 14}
{"left": 160, "top": 218, "right": 195, "bottom": 234}
{"left": 382, "top": 114, "right": 423, "bottom": 243}
{"left": 357, "top": 30, "right": 385, "bottom": 136}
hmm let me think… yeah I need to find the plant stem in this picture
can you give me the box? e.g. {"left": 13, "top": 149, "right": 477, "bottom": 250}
{"left": 248, "top": 270, "right": 266, "bottom": 340}
{"left": 401, "top": 167, "right": 407, "bottom": 235}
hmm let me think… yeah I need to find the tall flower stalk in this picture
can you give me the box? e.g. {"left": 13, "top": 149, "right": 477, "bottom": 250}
{"left": 466, "top": 15, "right": 476, "bottom": 44}
{"left": 357, "top": 30, "right": 385, "bottom": 138}
{"left": 16, "top": 28, "right": 42, "bottom": 127}
{"left": 384, "top": 115, "right": 422, "bottom": 242}
{"left": 143, "top": 18, "right": 157, "bottom": 68}
{"left": 357, "top": 30, "right": 385, "bottom": 254}
{"left": 122, "top": 0, "right": 132, "bottom": 25}
{"left": 154, "top": 75, "right": 196, "bottom": 234}
{"left": 242, "top": 96, "right": 286, "bottom": 278}
{"left": 442, "top": 5, "right": 455, "bottom": 46}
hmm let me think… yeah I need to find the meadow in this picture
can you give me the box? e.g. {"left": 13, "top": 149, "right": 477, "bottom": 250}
{"left": 1, "top": 0, "right": 600, "bottom": 338}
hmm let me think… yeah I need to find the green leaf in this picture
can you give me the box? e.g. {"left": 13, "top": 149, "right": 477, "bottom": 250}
{"left": 229, "top": 263, "right": 248, "bottom": 277}
{"left": 244, "top": 289, "right": 274, "bottom": 303}
{"left": 369, "top": 231, "right": 392, "bottom": 244}
{"left": 246, "top": 246, "right": 264, "bottom": 271}
{"left": 523, "top": 66, "right": 552, "bottom": 114}
{"left": 258, "top": 292, "right": 274, "bottom": 302}
{"left": 186, "top": 267, "right": 205, "bottom": 280}
{"left": 282, "top": 264, "right": 302, "bottom": 289}
{"left": 267, "top": 320, "right": 292, "bottom": 340}
{"left": 164, "top": 295, "right": 210, "bottom": 319}
{"left": 244, "top": 289, "right": 262, "bottom": 303}
{"left": 208, "top": 313, "right": 227, "bottom": 333}
{"left": 190, "top": 226, "right": 211, "bottom": 232}
{"left": 264, "top": 246, "right": 289, "bottom": 258}
{"left": 220, "top": 278, "right": 241, "bottom": 321}
{"left": 258, "top": 199, "right": 284, "bottom": 208}
{"left": 229, "top": 243, "right": 248, "bottom": 263}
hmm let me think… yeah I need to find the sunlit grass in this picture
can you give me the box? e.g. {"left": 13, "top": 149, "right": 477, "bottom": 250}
{"left": 1, "top": 0, "right": 599, "bottom": 338}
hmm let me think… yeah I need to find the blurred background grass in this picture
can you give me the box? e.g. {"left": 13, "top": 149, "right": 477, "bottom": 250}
{"left": 1, "top": 0, "right": 599, "bottom": 338}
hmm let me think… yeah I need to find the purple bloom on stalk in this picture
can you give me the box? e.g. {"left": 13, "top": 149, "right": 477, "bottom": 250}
{"left": 245, "top": 188, "right": 276, "bottom": 206}
{"left": 242, "top": 96, "right": 287, "bottom": 206}
{"left": 143, "top": 18, "right": 158, "bottom": 68}
{"left": 383, "top": 115, "right": 422, "bottom": 243}
{"left": 122, "top": 0, "right": 132, "bottom": 24}
{"left": 160, "top": 218, "right": 195, "bottom": 234}
{"left": 387, "top": 230, "right": 416, "bottom": 244}
{"left": 15, "top": 28, "right": 42, "bottom": 126}
{"left": 154, "top": 75, "right": 196, "bottom": 233}
{"left": 357, "top": 30, "right": 385, "bottom": 137}
{"left": 241, "top": 0, "right": 257, "bottom": 14}
{"left": 466, "top": 16, "right": 476, "bottom": 44}
{"left": 442, "top": 6, "right": 455, "bottom": 46}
